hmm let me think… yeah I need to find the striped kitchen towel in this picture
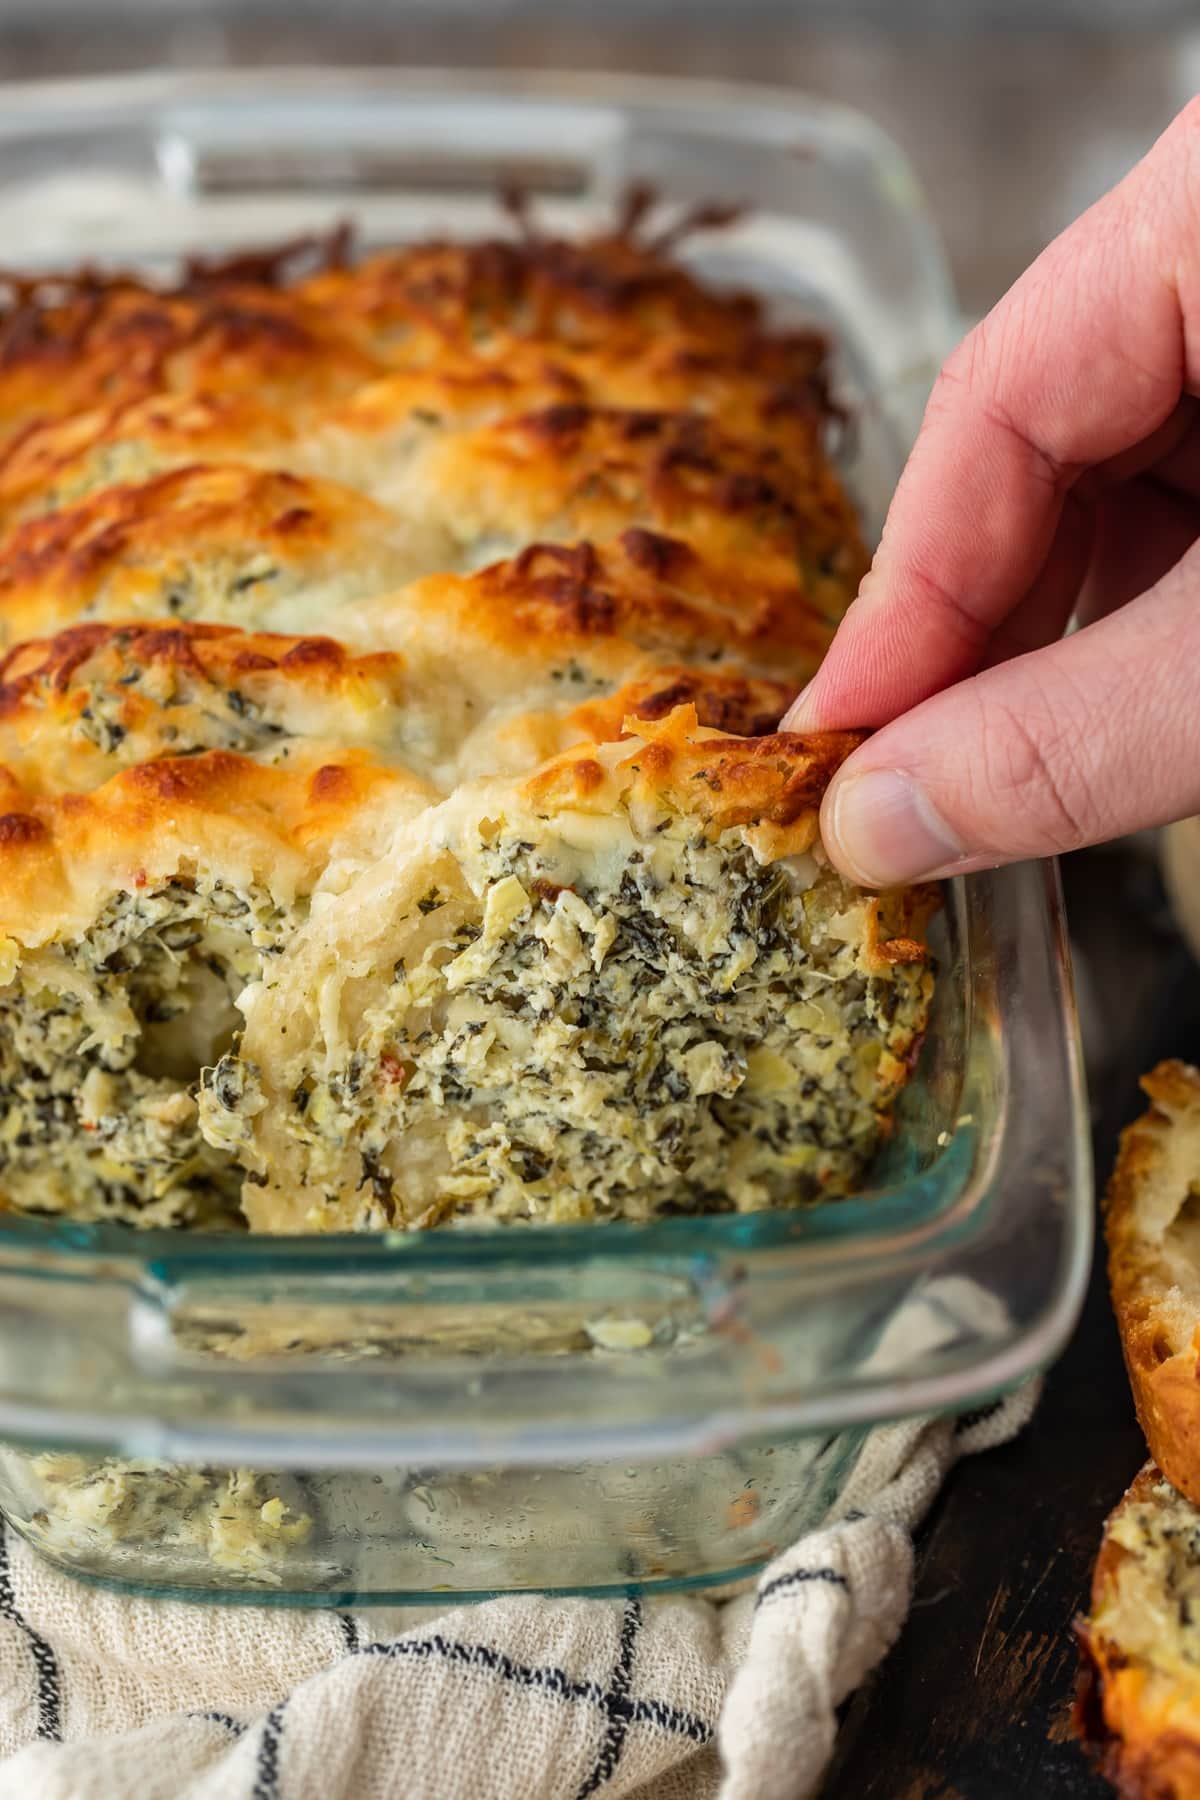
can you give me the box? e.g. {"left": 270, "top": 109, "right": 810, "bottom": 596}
{"left": 0, "top": 1385, "right": 1036, "bottom": 1800}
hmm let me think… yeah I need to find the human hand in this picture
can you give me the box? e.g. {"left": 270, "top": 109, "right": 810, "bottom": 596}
{"left": 784, "top": 100, "right": 1200, "bottom": 887}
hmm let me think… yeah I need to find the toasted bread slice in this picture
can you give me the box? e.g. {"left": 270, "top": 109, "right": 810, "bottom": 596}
{"left": 1107, "top": 1063, "right": 1200, "bottom": 1506}
{"left": 1078, "top": 1462, "right": 1200, "bottom": 1799}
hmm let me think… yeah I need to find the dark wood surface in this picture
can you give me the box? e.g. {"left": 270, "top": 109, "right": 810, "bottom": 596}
{"left": 824, "top": 851, "right": 1197, "bottom": 1799}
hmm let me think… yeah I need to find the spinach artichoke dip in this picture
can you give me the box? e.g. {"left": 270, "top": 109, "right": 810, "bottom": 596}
{"left": 0, "top": 211, "right": 934, "bottom": 1235}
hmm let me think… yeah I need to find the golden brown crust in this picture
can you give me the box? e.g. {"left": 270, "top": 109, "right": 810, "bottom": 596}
{"left": 0, "top": 216, "right": 850, "bottom": 513}
{"left": 0, "top": 391, "right": 298, "bottom": 526}
{"left": 0, "top": 464, "right": 412, "bottom": 645}
{"left": 0, "top": 363, "right": 863, "bottom": 640}
{"left": 0, "top": 222, "right": 795, "bottom": 412}
{"left": 295, "top": 225, "right": 826, "bottom": 376}
{"left": 561, "top": 666, "right": 797, "bottom": 744}
{"left": 0, "top": 619, "right": 397, "bottom": 701}
{"left": 0, "top": 622, "right": 808, "bottom": 809}
{"left": 388, "top": 531, "right": 835, "bottom": 682}
{"left": 0, "top": 745, "right": 435, "bottom": 944}
{"left": 426, "top": 403, "right": 865, "bottom": 625}
{"left": 1078, "top": 1464, "right": 1200, "bottom": 1800}
{"left": 1106, "top": 1063, "right": 1200, "bottom": 1507}
{"left": 520, "top": 706, "right": 862, "bottom": 848}
{"left": 0, "top": 620, "right": 410, "bottom": 791}
{"left": 0, "top": 268, "right": 380, "bottom": 439}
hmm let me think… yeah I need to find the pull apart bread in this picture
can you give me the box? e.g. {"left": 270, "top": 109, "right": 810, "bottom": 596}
{"left": 1107, "top": 1063, "right": 1200, "bottom": 1507}
{"left": 1076, "top": 1064, "right": 1200, "bottom": 1796}
{"left": 0, "top": 220, "right": 935, "bottom": 1231}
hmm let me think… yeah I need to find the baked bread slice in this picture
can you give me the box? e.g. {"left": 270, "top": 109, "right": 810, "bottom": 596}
{"left": 0, "top": 256, "right": 378, "bottom": 438}
{"left": 0, "top": 212, "right": 936, "bottom": 1232}
{"left": 1078, "top": 1461, "right": 1200, "bottom": 1799}
{"left": 0, "top": 465, "right": 440, "bottom": 647}
{"left": 0, "top": 621, "right": 414, "bottom": 791}
{"left": 220, "top": 708, "right": 934, "bottom": 1231}
{"left": 1107, "top": 1062, "right": 1200, "bottom": 1505}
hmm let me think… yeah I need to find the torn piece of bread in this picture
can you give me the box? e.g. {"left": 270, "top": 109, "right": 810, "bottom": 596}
{"left": 0, "top": 212, "right": 936, "bottom": 1232}
{"left": 1078, "top": 1462, "right": 1200, "bottom": 1800}
{"left": 217, "top": 709, "right": 935, "bottom": 1232}
{"left": 1107, "top": 1062, "right": 1200, "bottom": 1506}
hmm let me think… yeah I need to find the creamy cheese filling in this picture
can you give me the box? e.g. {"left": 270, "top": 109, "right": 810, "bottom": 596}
{"left": 0, "top": 880, "right": 297, "bottom": 1226}
{"left": 70, "top": 666, "right": 291, "bottom": 764}
{"left": 1103, "top": 1478, "right": 1200, "bottom": 1680}
{"left": 201, "top": 830, "right": 929, "bottom": 1231}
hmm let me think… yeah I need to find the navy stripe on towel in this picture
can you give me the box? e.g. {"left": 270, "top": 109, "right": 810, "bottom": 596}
{"left": 757, "top": 1566, "right": 849, "bottom": 1609}
{"left": 0, "top": 1529, "right": 61, "bottom": 1741}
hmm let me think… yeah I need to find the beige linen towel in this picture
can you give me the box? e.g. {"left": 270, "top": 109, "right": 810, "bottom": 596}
{"left": 0, "top": 1384, "right": 1036, "bottom": 1800}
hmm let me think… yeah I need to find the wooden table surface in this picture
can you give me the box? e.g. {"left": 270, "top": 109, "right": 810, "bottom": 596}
{"left": 824, "top": 849, "right": 1193, "bottom": 1799}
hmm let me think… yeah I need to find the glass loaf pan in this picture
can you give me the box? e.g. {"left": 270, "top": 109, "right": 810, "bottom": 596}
{"left": 0, "top": 69, "right": 1091, "bottom": 1603}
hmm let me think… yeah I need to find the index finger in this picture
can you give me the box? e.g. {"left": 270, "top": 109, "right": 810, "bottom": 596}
{"left": 786, "top": 100, "right": 1200, "bottom": 732}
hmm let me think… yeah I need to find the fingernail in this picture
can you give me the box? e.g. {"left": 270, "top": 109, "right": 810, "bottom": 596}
{"left": 826, "top": 770, "right": 966, "bottom": 886}
{"left": 781, "top": 681, "right": 816, "bottom": 732}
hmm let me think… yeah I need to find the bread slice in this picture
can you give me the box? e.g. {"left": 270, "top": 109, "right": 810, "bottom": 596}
{"left": 1078, "top": 1461, "right": 1200, "bottom": 1799}
{"left": 221, "top": 707, "right": 935, "bottom": 1232}
{"left": 1107, "top": 1062, "right": 1200, "bottom": 1506}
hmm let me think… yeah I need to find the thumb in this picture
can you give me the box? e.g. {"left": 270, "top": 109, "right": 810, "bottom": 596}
{"left": 818, "top": 548, "right": 1200, "bottom": 886}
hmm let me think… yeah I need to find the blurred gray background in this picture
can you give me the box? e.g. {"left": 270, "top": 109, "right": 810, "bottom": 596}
{"left": 0, "top": 0, "right": 1197, "bottom": 319}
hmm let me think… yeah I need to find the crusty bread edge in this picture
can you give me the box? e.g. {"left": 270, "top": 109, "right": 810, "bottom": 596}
{"left": 1105, "top": 1063, "right": 1200, "bottom": 1509}
{"left": 1076, "top": 1463, "right": 1200, "bottom": 1800}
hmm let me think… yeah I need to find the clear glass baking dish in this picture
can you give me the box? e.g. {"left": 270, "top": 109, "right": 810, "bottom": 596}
{"left": 0, "top": 68, "right": 1091, "bottom": 1603}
